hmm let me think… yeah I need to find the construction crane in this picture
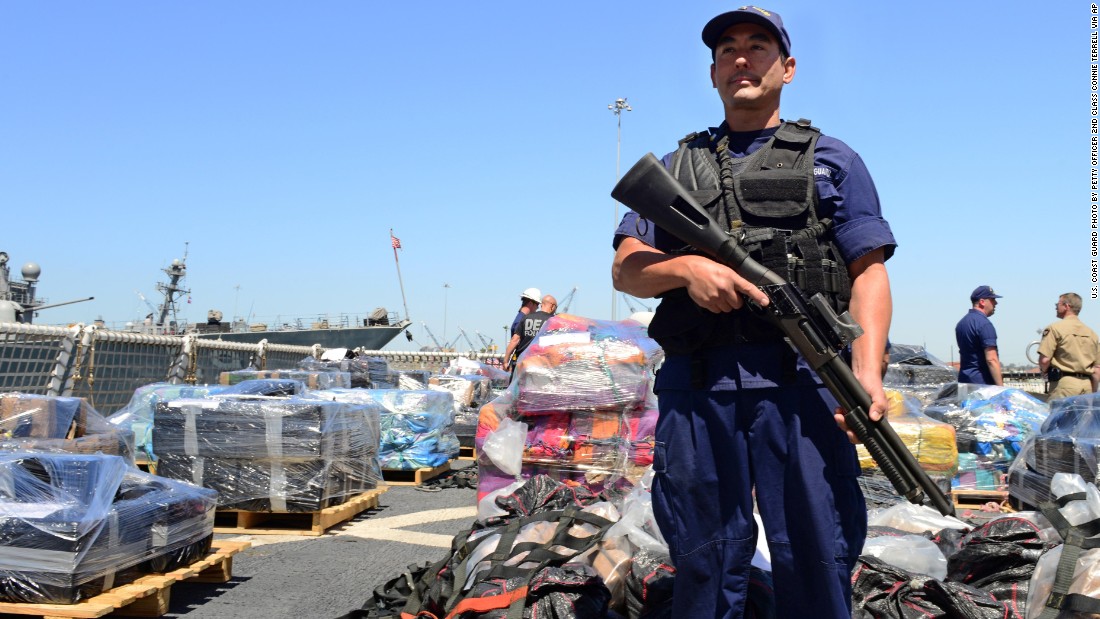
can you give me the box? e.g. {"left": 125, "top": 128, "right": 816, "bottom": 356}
{"left": 619, "top": 292, "right": 653, "bottom": 314}
{"left": 135, "top": 290, "right": 157, "bottom": 320}
{"left": 420, "top": 322, "right": 444, "bottom": 350}
{"left": 475, "top": 330, "right": 497, "bottom": 353}
{"left": 559, "top": 286, "right": 578, "bottom": 313}
{"left": 455, "top": 328, "right": 479, "bottom": 354}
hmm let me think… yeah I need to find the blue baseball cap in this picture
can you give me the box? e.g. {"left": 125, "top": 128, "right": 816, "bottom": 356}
{"left": 970, "top": 285, "right": 1003, "bottom": 302}
{"left": 702, "top": 6, "right": 791, "bottom": 57}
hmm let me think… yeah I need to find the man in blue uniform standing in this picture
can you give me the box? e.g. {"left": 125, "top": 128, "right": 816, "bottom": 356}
{"left": 611, "top": 6, "right": 894, "bottom": 618}
{"left": 954, "top": 285, "right": 1003, "bottom": 386}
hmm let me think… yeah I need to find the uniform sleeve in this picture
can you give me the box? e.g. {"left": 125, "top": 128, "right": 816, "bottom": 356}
{"left": 1037, "top": 324, "right": 1057, "bottom": 358}
{"left": 979, "top": 320, "right": 999, "bottom": 349}
{"left": 827, "top": 152, "right": 896, "bottom": 264}
{"left": 612, "top": 151, "right": 676, "bottom": 252}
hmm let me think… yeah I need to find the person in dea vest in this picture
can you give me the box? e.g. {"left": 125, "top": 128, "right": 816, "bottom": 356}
{"left": 611, "top": 7, "right": 894, "bottom": 618}
{"left": 508, "top": 294, "right": 557, "bottom": 368}
{"left": 1038, "top": 292, "right": 1100, "bottom": 400}
{"left": 503, "top": 287, "right": 541, "bottom": 373}
{"left": 954, "top": 285, "right": 1004, "bottom": 386}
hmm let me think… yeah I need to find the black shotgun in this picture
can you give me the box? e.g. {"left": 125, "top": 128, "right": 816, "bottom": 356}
{"left": 612, "top": 152, "right": 955, "bottom": 517}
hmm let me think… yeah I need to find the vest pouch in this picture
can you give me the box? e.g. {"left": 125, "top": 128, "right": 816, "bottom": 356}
{"left": 649, "top": 289, "right": 721, "bottom": 356}
{"left": 733, "top": 169, "right": 813, "bottom": 229}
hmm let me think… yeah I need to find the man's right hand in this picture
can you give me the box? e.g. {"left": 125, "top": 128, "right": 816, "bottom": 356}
{"left": 681, "top": 254, "right": 769, "bottom": 312}
{"left": 613, "top": 238, "right": 769, "bottom": 310}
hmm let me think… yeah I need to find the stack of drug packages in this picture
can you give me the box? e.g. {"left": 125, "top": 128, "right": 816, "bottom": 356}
{"left": 152, "top": 375, "right": 382, "bottom": 512}
{"left": 1009, "top": 392, "right": 1100, "bottom": 509}
{"left": 923, "top": 386, "right": 1049, "bottom": 492}
{"left": 855, "top": 390, "right": 959, "bottom": 508}
{"left": 881, "top": 343, "right": 958, "bottom": 404}
{"left": 311, "top": 388, "right": 459, "bottom": 470}
{"left": 0, "top": 393, "right": 135, "bottom": 462}
{"left": 429, "top": 361, "right": 496, "bottom": 450}
{"left": 0, "top": 451, "right": 216, "bottom": 604}
{"left": 106, "top": 379, "right": 308, "bottom": 464}
{"left": 218, "top": 368, "right": 352, "bottom": 390}
{"left": 475, "top": 314, "right": 662, "bottom": 507}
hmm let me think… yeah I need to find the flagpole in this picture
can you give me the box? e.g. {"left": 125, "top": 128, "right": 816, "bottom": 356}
{"left": 390, "top": 229, "right": 410, "bottom": 321}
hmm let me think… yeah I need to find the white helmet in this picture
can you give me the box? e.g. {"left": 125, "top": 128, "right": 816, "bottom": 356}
{"left": 520, "top": 287, "right": 542, "bottom": 303}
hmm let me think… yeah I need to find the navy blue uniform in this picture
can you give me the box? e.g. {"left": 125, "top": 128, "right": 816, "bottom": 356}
{"left": 955, "top": 309, "right": 998, "bottom": 384}
{"left": 613, "top": 124, "right": 896, "bottom": 618}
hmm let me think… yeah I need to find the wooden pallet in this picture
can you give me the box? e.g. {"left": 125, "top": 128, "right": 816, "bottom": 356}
{"left": 381, "top": 461, "right": 451, "bottom": 486}
{"left": 212, "top": 487, "right": 387, "bottom": 536}
{"left": 0, "top": 540, "right": 249, "bottom": 618}
{"left": 133, "top": 454, "right": 157, "bottom": 475}
{"left": 952, "top": 488, "right": 1014, "bottom": 512}
{"left": 458, "top": 446, "right": 476, "bottom": 461}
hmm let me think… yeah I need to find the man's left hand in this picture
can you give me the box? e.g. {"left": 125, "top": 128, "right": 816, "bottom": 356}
{"left": 833, "top": 370, "right": 887, "bottom": 444}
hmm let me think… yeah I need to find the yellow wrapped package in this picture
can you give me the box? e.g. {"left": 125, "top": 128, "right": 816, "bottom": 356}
{"left": 856, "top": 390, "right": 958, "bottom": 476}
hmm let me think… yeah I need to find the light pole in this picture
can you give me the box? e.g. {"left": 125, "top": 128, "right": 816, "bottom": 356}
{"left": 442, "top": 283, "right": 451, "bottom": 345}
{"left": 608, "top": 97, "right": 632, "bottom": 320}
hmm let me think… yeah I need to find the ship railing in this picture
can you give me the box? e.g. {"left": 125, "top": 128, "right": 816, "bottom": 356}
{"left": 354, "top": 349, "right": 505, "bottom": 372}
{"left": 0, "top": 323, "right": 319, "bottom": 415}
{"left": 1, "top": 322, "right": 505, "bottom": 416}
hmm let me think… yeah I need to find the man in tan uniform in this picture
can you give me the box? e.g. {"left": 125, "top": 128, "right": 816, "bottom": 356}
{"left": 1038, "top": 292, "right": 1100, "bottom": 400}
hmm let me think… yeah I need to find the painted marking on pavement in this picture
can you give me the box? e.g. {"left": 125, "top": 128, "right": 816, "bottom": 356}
{"left": 224, "top": 506, "right": 478, "bottom": 549}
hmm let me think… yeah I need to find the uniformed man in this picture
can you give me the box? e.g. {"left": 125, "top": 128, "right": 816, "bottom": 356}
{"left": 1038, "top": 292, "right": 1100, "bottom": 400}
{"left": 611, "top": 6, "right": 892, "bottom": 618}
{"left": 503, "top": 287, "right": 540, "bottom": 372}
{"left": 955, "top": 285, "right": 1004, "bottom": 386}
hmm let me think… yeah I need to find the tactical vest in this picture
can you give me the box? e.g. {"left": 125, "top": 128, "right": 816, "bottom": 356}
{"left": 646, "top": 119, "right": 852, "bottom": 355}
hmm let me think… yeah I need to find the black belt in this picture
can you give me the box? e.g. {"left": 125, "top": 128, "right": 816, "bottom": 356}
{"left": 1054, "top": 371, "right": 1092, "bottom": 380}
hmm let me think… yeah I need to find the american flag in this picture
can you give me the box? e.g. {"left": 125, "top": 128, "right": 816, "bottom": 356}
{"left": 391, "top": 234, "right": 402, "bottom": 249}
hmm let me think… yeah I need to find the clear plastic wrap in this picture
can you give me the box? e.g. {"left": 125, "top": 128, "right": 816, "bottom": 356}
{"left": 106, "top": 383, "right": 222, "bottom": 462}
{"left": 428, "top": 375, "right": 491, "bottom": 409}
{"left": 152, "top": 397, "right": 381, "bottom": 511}
{"left": 0, "top": 452, "right": 216, "bottom": 604}
{"left": 512, "top": 314, "right": 663, "bottom": 414}
{"left": 923, "top": 386, "right": 1050, "bottom": 491}
{"left": 856, "top": 390, "right": 958, "bottom": 476}
{"left": 298, "top": 356, "right": 374, "bottom": 388}
{"left": 475, "top": 317, "right": 661, "bottom": 505}
{"left": 882, "top": 343, "right": 958, "bottom": 403}
{"left": 0, "top": 394, "right": 135, "bottom": 464}
{"left": 443, "top": 357, "right": 509, "bottom": 389}
{"left": 364, "top": 389, "right": 459, "bottom": 470}
{"left": 1025, "top": 474, "right": 1100, "bottom": 618}
{"left": 861, "top": 534, "right": 949, "bottom": 580}
{"left": 219, "top": 369, "right": 351, "bottom": 390}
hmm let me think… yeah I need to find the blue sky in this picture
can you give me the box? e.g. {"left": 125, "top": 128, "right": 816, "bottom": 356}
{"left": 0, "top": 1, "right": 1086, "bottom": 365}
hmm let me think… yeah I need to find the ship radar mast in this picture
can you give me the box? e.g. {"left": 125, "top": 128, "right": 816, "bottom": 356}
{"left": 155, "top": 242, "right": 190, "bottom": 329}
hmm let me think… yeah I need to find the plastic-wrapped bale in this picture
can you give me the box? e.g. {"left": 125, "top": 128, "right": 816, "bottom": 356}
{"left": 855, "top": 390, "right": 957, "bottom": 508}
{"left": 394, "top": 369, "right": 432, "bottom": 390}
{"left": 298, "top": 356, "right": 373, "bottom": 388}
{"left": 477, "top": 393, "right": 631, "bottom": 503}
{"left": 0, "top": 452, "right": 216, "bottom": 604}
{"left": 444, "top": 357, "right": 510, "bottom": 390}
{"left": 106, "top": 383, "right": 224, "bottom": 462}
{"left": 475, "top": 316, "right": 662, "bottom": 503}
{"left": 152, "top": 397, "right": 381, "bottom": 511}
{"left": 882, "top": 343, "right": 958, "bottom": 404}
{"left": 361, "top": 356, "right": 397, "bottom": 389}
{"left": 218, "top": 369, "right": 350, "bottom": 390}
{"left": 1008, "top": 392, "right": 1100, "bottom": 509}
{"left": 512, "top": 314, "right": 663, "bottom": 414}
{"left": 364, "top": 390, "right": 459, "bottom": 470}
{"left": 429, "top": 374, "right": 492, "bottom": 409}
{"left": 922, "top": 386, "right": 1049, "bottom": 491}
{"left": 0, "top": 394, "right": 135, "bottom": 464}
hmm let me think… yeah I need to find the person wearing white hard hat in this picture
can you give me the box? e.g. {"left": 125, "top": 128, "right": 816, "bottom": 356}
{"left": 503, "top": 287, "right": 541, "bottom": 372}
